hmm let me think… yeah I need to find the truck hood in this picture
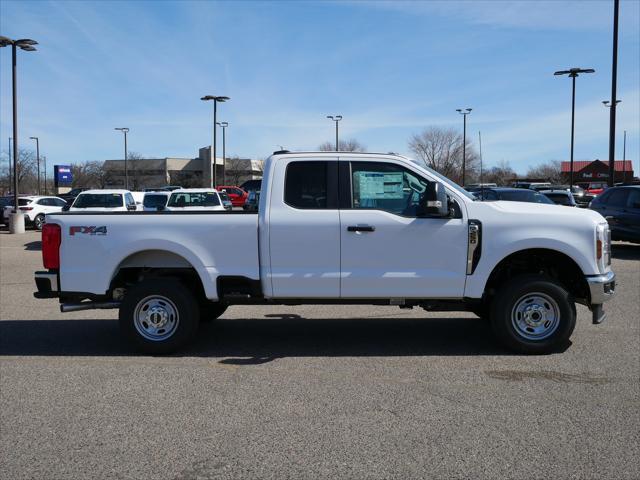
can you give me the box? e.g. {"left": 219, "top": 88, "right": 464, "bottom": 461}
{"left": 467, "top": 200, "right": 606, "bottom": 226}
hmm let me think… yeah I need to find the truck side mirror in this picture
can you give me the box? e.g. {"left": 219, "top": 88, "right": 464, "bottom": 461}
{"left": 418, "top": 181, "right": 449, "bottom": 217}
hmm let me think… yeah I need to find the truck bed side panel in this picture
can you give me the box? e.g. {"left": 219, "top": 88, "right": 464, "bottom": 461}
{"left": 48, "top": 213, "right": 259, "bottom": 300}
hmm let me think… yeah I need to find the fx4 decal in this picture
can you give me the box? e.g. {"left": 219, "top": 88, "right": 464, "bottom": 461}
{"left": 69, "top": 226, "right": 108, "bottom": 236}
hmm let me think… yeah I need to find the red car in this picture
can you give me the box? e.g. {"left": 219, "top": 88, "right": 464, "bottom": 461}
{"left": 582, "top": 182, "right": 607, "bottom": 196}
{"left": 217, "top": 186, "right": 248, "bottom": 207}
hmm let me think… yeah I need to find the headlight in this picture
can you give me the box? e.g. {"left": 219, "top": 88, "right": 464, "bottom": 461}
{"left": 596, "top": 223, "right": 611, "bottom": 272}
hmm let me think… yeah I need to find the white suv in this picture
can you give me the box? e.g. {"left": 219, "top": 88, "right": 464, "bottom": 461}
{"left": 2, "top": 196, "right": 68, "bottom": 230}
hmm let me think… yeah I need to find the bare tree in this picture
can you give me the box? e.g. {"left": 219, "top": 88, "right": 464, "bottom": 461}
{"left": 0, "top": 148, "right": 37, "bottom": 194}
{"left": 408, "top": 126, "right": 479, "bottom": 185}
{"left": 526, "top": 160, "right": 563, "bottom": 184}
{"left": 318, "top": 138, "right": 366, "bottom": 152}
{"left": 483, "top": 160, "right": 517, "bottom": 186}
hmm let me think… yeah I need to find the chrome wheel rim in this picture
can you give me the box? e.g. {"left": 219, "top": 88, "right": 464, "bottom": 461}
{"left": 511, "top": 292, "right": 560, "bottom": 341}
{"left": 35, "top": 215, "right": 44, "bottom": 230}
{"left": 133, "top": 295, "right": 179, "bottom": 341}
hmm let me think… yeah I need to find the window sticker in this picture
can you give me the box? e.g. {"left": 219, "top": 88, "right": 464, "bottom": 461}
{"left": 354, "top": 171, "right": 404, "bottom": 200}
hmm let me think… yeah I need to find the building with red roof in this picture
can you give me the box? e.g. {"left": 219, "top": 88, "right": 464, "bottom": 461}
{"left": 561, "top": 159, "right": 634, "bottom": 185}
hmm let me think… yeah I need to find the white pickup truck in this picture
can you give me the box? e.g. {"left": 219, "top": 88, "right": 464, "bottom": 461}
{"left": 34, "top": 151, "right": 616, "bottom": 354}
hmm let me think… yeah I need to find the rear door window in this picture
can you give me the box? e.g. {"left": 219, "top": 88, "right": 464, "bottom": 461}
{"left": 626, "top": 190, "right": 640, "bottom": 210}
{"left": 284, "top": 162, "right": 329, "bottom": 209}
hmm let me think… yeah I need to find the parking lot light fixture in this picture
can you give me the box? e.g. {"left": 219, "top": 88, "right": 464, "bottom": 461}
{"left": 456, "top": 108, "right": 472, "bottom": 186}
{"left": 201, "top": 95, "right": 230, "bottom": 188}
{"left": 0, "top": 36, "right": 38, "bottom": 233}
{"left": 326, "top": 115, "right": 342, "bottom": 151}
{"left": 554, "top": 67, "right": 595, "bottom": 188}
{"left": 114, "top": 128, "right": 130, "bottom": 189}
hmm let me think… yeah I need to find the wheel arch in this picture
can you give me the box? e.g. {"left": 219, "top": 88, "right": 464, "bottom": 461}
{"left": 483, "top": 248, "right": 590, "bottom": 305}
{"left": 108, "top": 248, "right": 214, "bottom": 301}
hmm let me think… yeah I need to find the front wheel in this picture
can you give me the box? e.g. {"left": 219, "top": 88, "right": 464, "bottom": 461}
{"left": 119, "top": 279, "right": 200, "bottom": 354}
{"left": 490, "top": 275, "right": 576, "bottom": 354}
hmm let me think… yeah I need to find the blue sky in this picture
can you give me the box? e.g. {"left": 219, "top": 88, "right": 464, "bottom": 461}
{"left": 1, "top": 0, "right": 639, "bottom": 176}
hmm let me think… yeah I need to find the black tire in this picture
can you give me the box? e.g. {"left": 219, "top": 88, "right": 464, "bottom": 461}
{"left": 490, "top": 274, "right": 576, "bottom": 354}
{"left": 119, "top": 278, "right": 200, "bottom": 354}
{"left": 34, "top": 214, "right": 45, "bottom": 231}
{"left": 200, "top": 302, "right": 227, "bottom": 323}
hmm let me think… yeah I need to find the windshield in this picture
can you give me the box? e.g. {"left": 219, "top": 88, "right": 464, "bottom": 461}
{"left": 412, "top": 162, "right": 476, "bottom": 200}
{"left": 167, "top": 192, "right": 220, "bottom": 207}
{"left": 499, "top": 190, "right": 555, "bottom": 204}
{"left": 143, "top": 194, "right": 168, "bottom": 208}
{"left": 73, "top": 193, "right": 123, "bottom": 208}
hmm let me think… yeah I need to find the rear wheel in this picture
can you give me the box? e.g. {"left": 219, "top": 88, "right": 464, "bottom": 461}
{"left": 490, "top": 275, "right": 576, "bottom": 354}
{"left": 119, "top": 279, "right": 199, "bottom": 354}
{"left": 34, "top": 214, "right": 45, "bottom": 231}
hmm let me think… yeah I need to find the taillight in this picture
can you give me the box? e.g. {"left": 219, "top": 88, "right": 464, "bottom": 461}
{"left": 19, "top": 206, "right": 33, "bottom": 211}
{"left": 42, "top": 223, "right": 61, "bottom": 269}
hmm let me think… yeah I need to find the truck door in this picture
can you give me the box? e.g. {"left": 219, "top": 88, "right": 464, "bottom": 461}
{"left": 266, "top": 157, "right": 340, "bottom": 297}
{"left": 339, "top": 160, "right": 468, "bottom": 299}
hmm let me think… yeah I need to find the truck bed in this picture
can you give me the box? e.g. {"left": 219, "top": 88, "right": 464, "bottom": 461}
{"left": 47, "top": 211, "right": 260, "bottom": 300}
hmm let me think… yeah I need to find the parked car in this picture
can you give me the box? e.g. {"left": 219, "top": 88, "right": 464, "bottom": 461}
{"left": 581, "top": 182, "right": 608, "bottom": 196}
{"left": 243, "top": 189, "right": 260, "bottom": 211}
{"left": 219, "top": 191, "right": 233, "bottom": 210}
{"left": 142, "top": 191, "right": 171, "bottom": 211}
{"left": 68, "top": 190, "right": 137, "bottom": 212}
{"left": 473, "top": 187, "right": 555, "bottom": 204}
{"left": 218, "top": 186, "right": 248, "bottom": 207}
{"left": 35, "top": 151, "right": 615, "bottom": 355}
{"left": 2, "top": 196, "right": 67, "bottom": 230}
{"left": 589, "top": 186, "right": 640, "bottom": 243}
{"left": 163, "top": 189, "right": 226, "bottom": 211}
{"left": 59, "top": 187, "right": 90, "bottom": 204}
{"left": 530, "top": 184, "right": 593, "bottom": 208}
{"left": 539, "top": 189, "right": 577, "bottom": 207}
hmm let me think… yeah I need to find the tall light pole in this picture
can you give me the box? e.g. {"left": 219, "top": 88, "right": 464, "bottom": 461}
{"left": 217, "top": 122, "right": 228, "bottom": 185}
{"left": 0, "top": 36, "right": 38, "bottom": 234}
{"left": 456, "top": 108, "right": 472, "bottom": 186}
{"left": 29, "top": 136, "right": 40, "bottom": 194}
{"left": 607, "top": 0, "right": 620, "bottom": 187}
{"left": 8, "top": 137, "right": 12, "bottom": 194}
{"left": 603, "top": 100, "right": 621, "bottom": 184}
{"left": 622, "top": 130, "right": 626, "bottom": 184}
{"left": 554, "top": 67, "right": 595, "bottom": 189}
{"left": 201, "top": 95, "right": 229, "bottom": 188}
{"left": 326, "top": 115, "right": 342, "bottom": 151}
{"left": 114, "top": 128, "right": 129, "bottom": 189}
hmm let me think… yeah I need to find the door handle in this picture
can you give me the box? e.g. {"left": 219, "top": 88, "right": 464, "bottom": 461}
{"left": 347, "top": 225, "right": 375, "bottom": 232}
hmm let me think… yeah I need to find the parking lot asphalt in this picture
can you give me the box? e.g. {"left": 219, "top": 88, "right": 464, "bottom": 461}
{"left": 1, "top": 230, "right": 639, "bottom": 480}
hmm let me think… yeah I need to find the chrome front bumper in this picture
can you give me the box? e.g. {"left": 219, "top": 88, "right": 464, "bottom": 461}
{"left": 586, "top": 271, "right": 616, "bottom": 305}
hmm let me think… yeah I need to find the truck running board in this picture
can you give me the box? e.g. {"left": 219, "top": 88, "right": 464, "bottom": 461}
{"left": 60, "top": 301, "right": 121, "bottom": 313}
